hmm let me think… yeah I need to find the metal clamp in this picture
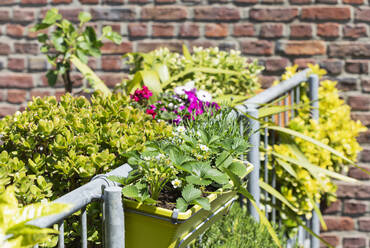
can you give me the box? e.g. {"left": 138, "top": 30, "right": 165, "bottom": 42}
{"left": 171, "top": 208, "right": 179, "bottom": 224}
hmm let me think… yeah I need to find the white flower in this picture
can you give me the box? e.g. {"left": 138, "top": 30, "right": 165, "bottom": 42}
{"left": 168, "top": 103, "right": 174, "bottom": 108}
{"left": 176, "top": 126, "right": 186, "bottom": 133}
{"left": 171, "top": 179, "right": 182, "bottom": 188}
{"left": 196, "top": 131, "right": 201, "bottom": 137}
{"left": 155, "top": 153, "right": 165, "bottom": 160}
{"left": 142, "top": 156, "right": 151, "bottom": 161}
{"left": 174, "top": 81, "right": 195, "bottom": 95}
{"left": 15, "top": 111, "right": 21, "bottom": 116}
{"left": 196, "top": 90, "right": 212, "bottom": 102}
{"left": 199, "top": 144, "right": 209, "bottom": 152}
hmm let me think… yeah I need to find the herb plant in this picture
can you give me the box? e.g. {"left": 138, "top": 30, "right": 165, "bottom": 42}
{"left": 33, "top": 9, "right": 122, "bottom": 94}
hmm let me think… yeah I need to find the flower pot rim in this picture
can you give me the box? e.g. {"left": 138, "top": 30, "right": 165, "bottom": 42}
{"left": 123, "top": 190, "right": 236, "bottom": 221}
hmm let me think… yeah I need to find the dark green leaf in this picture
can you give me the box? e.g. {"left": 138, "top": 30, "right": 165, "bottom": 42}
{"left": 186, "top": 175, "right": 212, "bottom": 186}
{"left": 182, "top": 184, "right": 202, "bottom": 203}
{"left": 195, "top": 197, "right": 210, "bottom": 211}
{"left": 176, "top": 197, "right": 188, "bottom": 212}
{"left": 46, "top": 70, "right": 58, "bottom": 86}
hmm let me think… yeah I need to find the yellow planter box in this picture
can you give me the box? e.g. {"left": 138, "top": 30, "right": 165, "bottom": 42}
{"left": 124, "top": 191, "right": 237, "bottom": 248}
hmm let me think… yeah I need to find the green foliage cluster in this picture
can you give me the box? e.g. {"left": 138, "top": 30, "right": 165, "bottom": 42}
{"left": 0, "top": 93, "right": 173, "bottom": 246}
{"left": 0, "top": 186, "right": 68, "bottom": 248}
{"left": 111, "top": 108, "right": 252, "bottom": 212}
{"left": 121, "top": 46, "right": 263, "bottom": 98}
{"left": 190, "top": 203, "right": 285, "bottom": 248}
{"left": 33, "top": 9, "right": 121, "bottom": 93}
{"left": 271, "top": 65, "right": 367, "bottom": 228}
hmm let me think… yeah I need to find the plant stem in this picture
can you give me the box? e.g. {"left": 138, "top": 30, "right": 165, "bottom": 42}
{"left": 63, "top": 70, "right": 73, "bottom": 93}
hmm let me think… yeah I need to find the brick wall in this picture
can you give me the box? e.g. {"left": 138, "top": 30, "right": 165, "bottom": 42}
{"left": 0, "top": 0, "right": 369, "bottom": 247}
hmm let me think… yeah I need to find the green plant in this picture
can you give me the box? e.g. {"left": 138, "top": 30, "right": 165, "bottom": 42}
{"left": 260, "top": 64, "right": 367, "bottom": 236}
{"left": 0, "top": 92, "right": 173, "bottom": 246}
{"left": 119, "top": 46, "right": 263, "bottom": 100}
{"left": 33, "top": 9, "right": 122, "bottom": 94}
{"left": 190, "top": 203, "right": 286, "bottom": 248}
{"left": 0, "top": 186, "right": 68, "bottom": 248}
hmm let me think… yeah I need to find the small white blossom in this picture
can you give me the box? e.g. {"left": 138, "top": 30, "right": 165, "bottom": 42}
{"left": 15, "top": 111, "right": 21, "bottom": 116}
{"left": 177, "top": 126, "right": 186, "bottom": 133}
{"left": 155, "top": 153, "right": 165, "bottom": 160}
{"left": 171, "top": 179, "right": 182, "bottom": 188}
{"left": 174, "top": 81, "right": 195, "bottom": 95}
{"left": 199, "top": 144, "right": 209, "bottom": 152}
{"left": 143, "top": 156, "right": 151, "bottom": 161}
{"left": 196, "top": 90, "right": 212, "bottom": 102}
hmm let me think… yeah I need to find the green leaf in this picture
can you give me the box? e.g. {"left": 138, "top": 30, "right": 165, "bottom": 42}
{"left": 182, "top": 185, "right": 202, "bottom": 203}
{"left": 51, "top": 32, "right": 65, "bottom": 52}
{"left": 195, "top": 197, "right": 210, "bottom": 211}
{"left": 258, "top": 105, "right": 303, "bottom": 119}
{"left": 121, "top": 185, "right": 140, "bottom": 199}
{"left": 37, "top": 34, "right": 48, "bottom": 43}
{"left": 76, "top": 49, "right": 88, "bottom": 64}
{"left": 215, "top": 151, "right": 233, "bottom": 168}
{"left": 205, "top": 169, "right": 229, "bottom": 185}
{"left": 176, "top": 197, "right": 188, "bottom": 212}
{"left": 46, "top": 70, "right": 58, "bottom": 86}
{"left": 140, "top": 70, "right": 162, "bottom": 95}
{"left": 153, "top": 64, "right": 170, "bottom": 83}
{"left": 259, "top": 180, "right": 297, "bottom": 212}
{"left": 186, "top": 175, "right": 212, "bottom": 186}
{"left": 182, "top": 44, "right": 192, "bottom": 61}
{"left": 43, "top": 8, "right": 62, "bottom": 25}
{"left": 229, "top": 161, "right": 247, "bottom": 178}
{"left": 275, "top": 158, "right": 297, "bottom": 178}
{"left": 78, "top": 12, "right": 92, "bottom": 25}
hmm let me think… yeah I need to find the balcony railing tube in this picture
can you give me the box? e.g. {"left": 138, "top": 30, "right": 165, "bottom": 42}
{"left": 309, "top": 74, "right": 320, "bottom": 248}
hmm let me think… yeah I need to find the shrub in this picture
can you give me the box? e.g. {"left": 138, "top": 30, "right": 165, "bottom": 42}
{"left": 191, "top": 203, "right": 285, "bottom": 248}
{"left": 0, "top": 92, "right": 173, "bottom": 245}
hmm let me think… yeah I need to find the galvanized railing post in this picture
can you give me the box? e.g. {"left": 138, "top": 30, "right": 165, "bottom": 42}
{"left": 104, "top": 186, "right": 125, "bottom": 248}
{"left": 309, "top": 74, "right": 320, "bottom": 248}
{"left": 246, "top": 106, "right": 261, "bottom": 222}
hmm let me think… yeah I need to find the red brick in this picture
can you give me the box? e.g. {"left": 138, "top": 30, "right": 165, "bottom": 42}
{"left": 352, "top": 113, "right": 370, "bottom": 126}
{"left": 250, "top": 8, "right": 298, "bottom": 22}
{"left": 233, "top": 23, "right": 255, "bottom": 37}
{"left": 234, "top": 0, "right": 258, "bottom": 3}
{"left": 155, "top": 0, "right": 176, "bottom": 3}
{"left": 101, "top": 42, "right": 132, "bottom": 54}
{"left": 28, "top": 57, "right": 46, "bottom": 71}
{"left": 343, "top": 237, "right": 366, "bottom": 248}
{"left": 264, "top": 58, "right": 289, "bottom": 73}
{"left": 99, "top": 73, "right": 127, "bottom": 87}
{"left": 6, "top": 24, "right": 24, "bottom": 38}
{"left": 179, "top": 23, "right": 200, "bottom": 38}
{"left": 21, "top": 0, "right": 47, "bottom": 4}
{"left": 260, "top": 23, "right": 283, "bottom": 38}
{"left": 13, "top": 10, "right": 34, "bottom": 23}
{"left": 348, "top": 95, "right": 370, "bottom": 111}
{"left": 294, "top": 58, "right": 315, "bottom": 69}
{"left": 320, "top": 234, "right": 340, "bottom": 247}
{"left": 358, "top": 218, "right": 370, "bottom": 232}
{"left": 319, "top": 59, "right": 342, "bottom": 75}
{"left": 323, "top": 216, "right": 355, "bottom": 231}
{"left": 360, "top": 148, "right": 370, "bottom": 162}
{"left": 128, "top": 23, "right": 147, "bottom": 38}
{"left": 317, "top": 0, "right": 337, "bottom": 3}
{"left": 103, "top": 0, "right": 124, "bottom": 3}
{"left": 205, "top": 24, "right": 228, "bottom": 38}
{"left": 290, "top": 24, "right": 312, "bottom": 38}
{"left": 343, "top": 0, "right": 364, "bottom": 4}
{"left": 361, "top": 79, "right": 370, "bottom": 93}
{"left": 79, "top": 0, "right": 99, "bottom": 3}
{"left": 290, "top": 0, "right": 311, "bottom": 3}
{"left": 0, "top": 43, "right": 11, "bottom": 55}
{"left": 329, "top": 43, "right": 370, "bottom": 58}
{"left": 357, "top": 130, "right": 370, "bottom": 143}
{"left": 8, "top": 58, "right": 25, "bottom": 71}
{"left": 102, "top": 56, "right": 122, "bottom": 71}
{"left": 141, "top": 7, "right": 187, "bottom": 21}
{"left": 14, "top": 43, "right": 39, "bottom": 55}
{"left": 259, "top": 75, "right": 277, "bottom": 89}
{"left": 261, "top": 0, "right": 284, "bottom": 3}
{"left": 7, "top": 89, "right": 27, "bottom": 104}
{"left": 301, "top": 7, "right": 351, "bottom": 21}
{"left": 343, "top": 24, "right": 367, "bottom": 39}
{"left": 188, "top": 40, "right": 217, "bottom": 50}
{"left": 317, "top": 23, "right": 340, "bottom": 38}
{"left": 137, "top": 41, "right": 182, "bottom": 53}
{"left": 0, "top": 0, "right": 17, "bottom": 5}
{"left": 336, "top": 78, "right": 358, "bottom": 91}
{"left": 337, "top": 183, "right": 370, "bottom": 198}
{"left": 0, "top": 10, "right": 10, "bottom": 22}
{"left": 343, "top": 200, "right": 367, "bottom": 215}
{"left": 194, "top": 7, "right": 240, "bottom": 21}
{"left": 0, "top": 75, "right": 33, "bottom": 88}
{"left": 323, "top": 200, "right": 342, "bottom": 214}
{"left": 0, "top": 105, "right": 18, "bottom": 117}
{"left": 91, "top": 8, "right": 136, "bottom": 21}
{"left": 240, "top": 40, "right": 274, "bottom": 55}
{"left": 345, "top": 60, "right": 369, "bottom": 74}
{"left": 152, "top": 24, "right": 175, "bottom": 38}
{"left": 355, "top": 8, "right": 370, "bottom": 22}
{"left": 281, "top": 41, "right": 326, "bottom": 55}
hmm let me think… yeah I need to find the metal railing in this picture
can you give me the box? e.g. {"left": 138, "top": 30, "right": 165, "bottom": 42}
{"left": 29, "top": 69, "right": 320, "bottom": 248}
{"left": 236, "top": 68, "right": 320, "bottom": 248}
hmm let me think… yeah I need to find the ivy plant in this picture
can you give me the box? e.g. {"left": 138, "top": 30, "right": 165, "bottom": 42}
{"left": 32, "top": 9, "right": 122, "bottom": 94}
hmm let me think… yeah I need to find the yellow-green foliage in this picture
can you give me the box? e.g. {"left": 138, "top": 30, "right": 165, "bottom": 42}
{"left": 273, "top": 65, "right": 366, "bottom": 221}
{"left": 0, "top": 92, "right": 172, "bottom": 204}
